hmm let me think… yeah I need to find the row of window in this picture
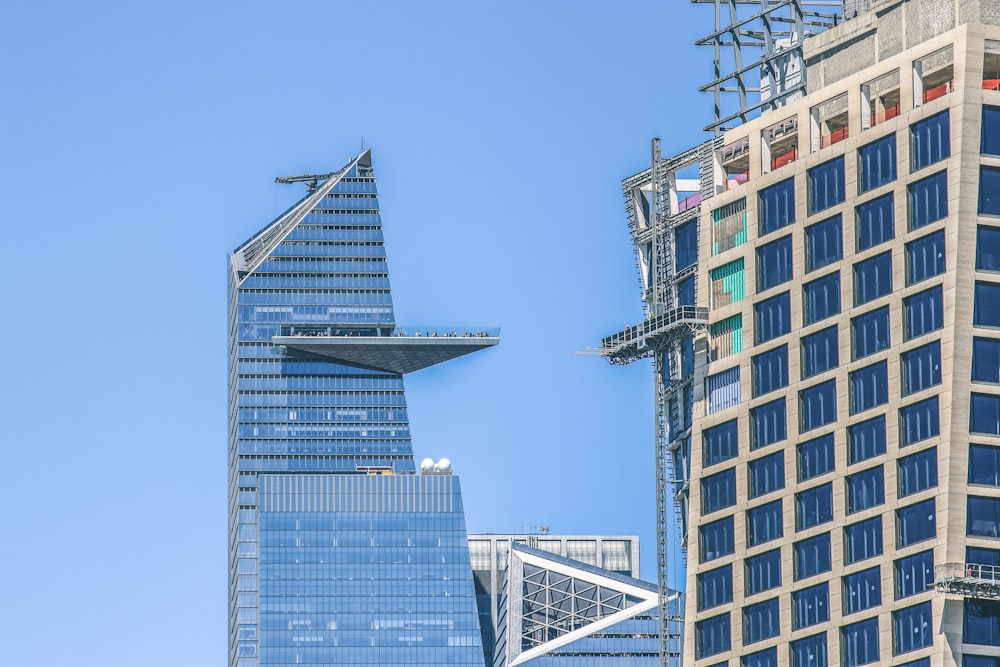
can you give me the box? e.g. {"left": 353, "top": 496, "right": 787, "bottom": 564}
{"left": 699, "top": 546, "right": 935, "bottom": 615}
{"left": 751, "top": 336, "right": 941, "bottom": 406}
{"left": 705, "top": 390, "right": 940, "bottom": 477}
{"left": 695, "top": 600, "right": 933, "bottom": 662}
{"left": 706, "top": 391, "right": 942, "bottom": 469}
{"left": 756, "top": 224, "right": 944, "bottom": 304}
{"left": 699, "top": 495, "right": 938, "bottom": 564}
{"left": 697, "top": 597, "right": 1000, "bottom": 665}
{"left": 704, "top": 444, "right": 939, "bottom": 518}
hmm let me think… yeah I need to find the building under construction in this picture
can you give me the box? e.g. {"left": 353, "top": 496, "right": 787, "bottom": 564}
{"left": 593, "top": 0, "right": 1000, "bottom": 665}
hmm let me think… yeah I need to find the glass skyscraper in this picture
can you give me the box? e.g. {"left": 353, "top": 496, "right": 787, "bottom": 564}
{"left": 228, "top": 149, "right": 498, "bottom": 666}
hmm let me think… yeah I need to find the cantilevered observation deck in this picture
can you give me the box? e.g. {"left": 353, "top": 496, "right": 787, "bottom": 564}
{"left": 273, "top": 326, "right": 500, "bottom": 374}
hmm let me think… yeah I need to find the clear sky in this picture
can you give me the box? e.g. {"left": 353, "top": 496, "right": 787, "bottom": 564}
{"left": 1, "top": 2, "right": 714, "bottom": 664}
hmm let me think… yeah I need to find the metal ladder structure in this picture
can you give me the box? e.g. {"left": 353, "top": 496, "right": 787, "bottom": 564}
{"left": 584, "top": 138, "right": 720, "bottom": 666}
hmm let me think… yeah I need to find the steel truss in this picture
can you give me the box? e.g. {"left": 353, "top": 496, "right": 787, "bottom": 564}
{"left": 691, "top": 0, "right": 844, "bottom": 133}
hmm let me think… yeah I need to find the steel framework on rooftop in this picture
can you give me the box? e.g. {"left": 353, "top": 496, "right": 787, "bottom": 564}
{"left": 692, "top": 0, "right": 844, "bottom": 133}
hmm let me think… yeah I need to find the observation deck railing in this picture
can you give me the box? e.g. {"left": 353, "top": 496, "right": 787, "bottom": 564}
{"left": 934, "top": 563, "right": 1000, "bottom": 599}
{"left": 278, "top": 325, "right": 499, "bottom": 339}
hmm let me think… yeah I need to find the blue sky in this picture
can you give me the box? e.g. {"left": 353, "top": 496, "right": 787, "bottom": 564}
{"left": 0, "top": 2, "right": 712, "bottom": 664}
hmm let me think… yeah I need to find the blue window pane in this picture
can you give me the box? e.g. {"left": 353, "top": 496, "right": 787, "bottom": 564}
{"left": 696, "top": 613, "right": 732, "bottom": 658}
{"left": 698, "top": 564, "right": 734, "bottom": 611}
{"left": 965, "top": 656, "right": 1000, "bottom": 667}
{"left": 968, "top": 546, "right": 1000, "bottom": 569}
{"left": 847, "top": 466, "right": 885, "bottom": 514}
{"left": 795, "top": 532, "right": 832, "bottom": 580}
{"left": 800, "top": 380, "right": 837, "bottom": 432}
{"left": 859, "top": 134, "right": 896, "bottom": 193}
{"left": 900, "top": 396, "right": 940, "bottom": 446}
{"left": 808, "top": 157, "right": 846, "bottom": 214}
{"left": 971, "top": 444, "right": 1000, "bottom": 486}
{"left": 705, "top": 420, "right": 739, "bottom": 466}
{"left": 759, "top": 178, "right": 796, "bottom": 234}
{"left": 856, "top": 193, "right": 894, "bottom": 251}
{"left": 899, "top": 447, "right": 938, "bottom": 497}
{"left": 676, "top": 219, "right": 698, "bottom": 271}
{"left": 744, "top": 646, "right": 777, "bottom": 667}
{"left": 700, "top": 516, "right": 735, "bottom": 562}
{"left": 794, "top": 582, "right": 830, "bottom": 630}
{"left": 758, "top": 236, "right": 793, "bottom": 291}
{"left": 849, "top": 415, "right": 886, "bottom": 464}
{"left": 842, "top": 616, "right": 880, "bottom": 667}
{"left": 983, "top": 106, "right": 1000, "bottom": 156}
{"left": 966, "top": 600, "right": 1000, "bottom": 646}
{"left": 796, "top": 483, "right": 834, "bottom": 531}
{"left": 744, "top": 597, "right": 780, "bottom": 644}
{"left": 751, "top": 399, "right": 786, "bottom": 450}
{"left": 908, "top": 170, "right": 948, "bottom": 230}
{"left": 911, "top": 111, "right": 950, "bottom": 170}
{"left": 854, "top": 252, "right": 893, "bottom": 305}
{"left": 755, "top": 292, "right": 791, "bottom": 344}
{"left": 802, "top": 326, "right": 839, "bottom": 379}
{"left": 748, "top": 500, "right": 783, "bottom": 547}
{"left": 981, "top": 166, "right": 1000, "bottom": 216}
{"left": 902, "top": 341, "right": 941, "bottom": 396}
{"left": 896, "top": 498, "right": 936, "bottom": 548}
{"left": 804, "top": 272, "right": 841, "bottom": 325}
{"left": 703, "top": 468, "right": 737, "bottom": 514}
{"left": 976, "top": 282, "right": 1000, "bottom": 328}
{"left": 906, "top": 230, "right": 945, "bottom": 284}
{"left": 850, "top": 361, "right": 889, "bottom": 414}
{"left": 806, "top": 214, "right": 843, "bottom": 272}
{"left": 904, "top": 286, "right": 943, "bottom": 340}
{"left": 895, "top": 550, "right": 934, "bottom": 600}
{"left": 791, "top": 632, "right": 828, "bottom": 667}
{"left": 968, "top": 496, "right": 1000, "bottom": 538}
{"left": 799, "top": 433, "right": 835, "bottom": 481}
{"left": 979, "top": 226, "right": 1000, "bottom": 272}
{"left": 894, "top": 601, "right": 933, "bottom": 655}
{"left": 678, "top": 275, "right": 696, "bottom": 306}
{"left": 898, "top": 659, "right": 930, "bottom": 667}
{"left": 843, "top": 566, "right": 881, "bottom": 615}
{"left": 852, "top": 306, "right": 890, "bottom": 359}
{"left": 749, "top": 451, "right": 785, "bottom": 498}
{"left": 753, "top": 345, "right": 789, "bottom": 397}
{"left": 972, "top": 393, "right": 1000, "bottom": 435}
{"left": 746, "top": 548, "right": 782, "bottom": 596}
{"left": 845, "top": 516, "right": 883, "bottom": 564}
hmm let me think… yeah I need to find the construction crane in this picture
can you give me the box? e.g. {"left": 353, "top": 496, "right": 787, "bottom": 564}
{"left": 274, "top": 171, "right": 342, "bottom": 193}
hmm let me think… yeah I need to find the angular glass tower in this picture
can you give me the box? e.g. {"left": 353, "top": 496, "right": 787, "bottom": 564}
{"left": 228, "top": 149, "right": 498, "bottom": 666}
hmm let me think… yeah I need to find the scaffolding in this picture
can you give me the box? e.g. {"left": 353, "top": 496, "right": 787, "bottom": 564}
{"left": 935, "top": 563, "right": 1000, "bottom": 600}
{"left": 692, "top": 0, "right": 844, "bottom": 133}
{"left": 586, "top": 137, "right": 718, "bottom": 666}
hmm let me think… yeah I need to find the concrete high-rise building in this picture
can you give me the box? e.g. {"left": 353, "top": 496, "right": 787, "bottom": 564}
{"left": 466, "top": 533, "right": 643, "bottom": 665}
{"left": 227, "top": 149, "right": 498, "bottom": 666}
{"left": 598, "top": 1, "right": 1000, "bottom": 665}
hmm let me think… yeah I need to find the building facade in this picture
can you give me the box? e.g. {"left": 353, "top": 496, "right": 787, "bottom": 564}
{"left": 603, "top": 1, "right": 1000, "bottom": 666}
{"left": 492, "top": 544, "right": 666, "bottom": 667}
{"left": 467, "top": 534, "right": 642, "bottom": 665}
{"left": 227, "top": 149, "right": 498, "bottom": 666}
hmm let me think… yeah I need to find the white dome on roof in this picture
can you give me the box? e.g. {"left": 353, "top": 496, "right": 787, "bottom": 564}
{"left": 420, "top": 458, "right": 435, "bottom": 473}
